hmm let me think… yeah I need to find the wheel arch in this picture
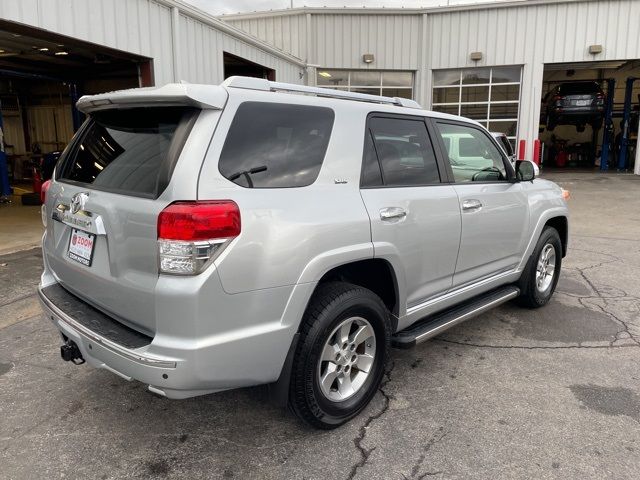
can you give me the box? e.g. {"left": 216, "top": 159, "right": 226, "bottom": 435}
{"left": 313, "top": 258, "right": 400, "bottom": 331}
{"left": 544, "top": 215, "right": 568, "bottom": 257}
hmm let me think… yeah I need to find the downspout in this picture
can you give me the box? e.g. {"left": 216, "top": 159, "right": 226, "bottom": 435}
{"left": 417, "top": 13, "right": 429, "bottom": 107}
{"left": 171, "top": 6, "right": 181, "bottom": 82}
{"left": 305, "top": 12, "right": 313, "bottom": 86}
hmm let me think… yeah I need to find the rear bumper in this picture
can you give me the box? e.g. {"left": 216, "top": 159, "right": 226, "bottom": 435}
{"left": 38, "top": 279, "right": 315, "bottom": 399}
{"left": 550, "top": 107, "right": 603, "bottom": 116}
{"left": 39, "top": 285, "right": 175, "bottom": 369}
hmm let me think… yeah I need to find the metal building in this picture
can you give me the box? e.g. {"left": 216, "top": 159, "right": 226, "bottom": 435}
{"left": 224, "top": 0, "right": 640, "bottom": 171}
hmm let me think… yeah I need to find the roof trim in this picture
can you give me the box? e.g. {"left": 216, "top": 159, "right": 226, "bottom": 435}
{"left": 220, "top": 0, "right": 600, "bottom": 20}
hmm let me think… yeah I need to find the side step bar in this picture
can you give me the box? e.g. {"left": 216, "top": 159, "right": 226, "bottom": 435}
{"left": 392, "top": 286, "right": 520, "bottom": 349}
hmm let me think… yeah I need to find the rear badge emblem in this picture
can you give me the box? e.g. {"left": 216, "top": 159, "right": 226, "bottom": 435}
{"left": 70, "top": 192, "right": 89, "bottom": 214}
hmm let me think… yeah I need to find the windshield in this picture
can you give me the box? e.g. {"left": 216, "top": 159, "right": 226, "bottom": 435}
{"left": 559, "top": 82, "right": 601, "bottom": 95}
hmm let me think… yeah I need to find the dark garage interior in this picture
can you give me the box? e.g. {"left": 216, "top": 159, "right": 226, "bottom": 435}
{"left": 223, "top": 51, "right": 275, "bottom": 81}
{"left": 0, "top": 20, "right": 152, "bottom": 204}
{"left": 539, "top": 60, "right": 640, "bottom": 171}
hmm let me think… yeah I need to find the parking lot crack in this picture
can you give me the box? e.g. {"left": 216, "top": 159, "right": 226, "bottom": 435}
{"left": 405, "top": 428, "right": 447, "bottom": 479}
{"left": 346, "top": 360, "right": 395, "bottom": 480}
{"left": 574, "top": 267, "right": 640, "bottom": 346}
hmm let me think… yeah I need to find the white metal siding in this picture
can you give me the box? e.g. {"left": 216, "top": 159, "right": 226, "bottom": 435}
{"left": 0, "top": 0, "right": 303, "bottom": 86}
{"left": 177, "top": 14, "right": 301, "bottom": 84}
{"left": 228, "top": 14, "right": 308, "bottom": 61}
{"left": 311, "top": 14, "right": 421, "bottom": 70}
{"left": 428, "top": 0, "right": 640, "bottom": 69}
{"left": 227, "top": 13, "right": 421, "bottom": 70}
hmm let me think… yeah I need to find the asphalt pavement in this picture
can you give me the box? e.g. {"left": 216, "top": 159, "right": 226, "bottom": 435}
{"left": 1, "top": 171, "right": 639, "bottom": 479}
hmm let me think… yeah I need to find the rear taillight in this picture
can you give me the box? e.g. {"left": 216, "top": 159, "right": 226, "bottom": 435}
{"left": 157, "top": 201, "right": 241, "bottom": 275}
{"left": 553, "top": 95, "right": 563, "bottom": 107}
{"left": 40, "top": 179, "right": 52, "bottom": 204}
{"left": 40, "top": 180, "right": 52, "bottom": 227}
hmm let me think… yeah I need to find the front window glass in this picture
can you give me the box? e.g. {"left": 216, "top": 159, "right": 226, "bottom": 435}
{"left": 436, "top": 122, "right": 508, "bottom": 183}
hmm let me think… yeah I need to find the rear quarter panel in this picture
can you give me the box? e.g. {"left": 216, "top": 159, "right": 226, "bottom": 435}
{"left": 197, "top": 91, "right": 374, "bottom": 294}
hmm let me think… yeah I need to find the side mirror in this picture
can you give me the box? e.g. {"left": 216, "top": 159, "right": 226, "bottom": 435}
{"left": 515, "top": 160, "right": 536, "bottom": 182}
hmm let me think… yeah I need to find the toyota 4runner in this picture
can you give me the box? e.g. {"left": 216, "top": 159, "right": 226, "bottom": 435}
{"left": 38, "top": 76, "right": 569, "bottom": 429}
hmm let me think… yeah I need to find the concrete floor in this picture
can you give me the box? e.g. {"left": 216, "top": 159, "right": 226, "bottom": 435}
{"left": 1, "top": 172, "right": 640, "bottom": 479}
{"left": 0, "top": 194, "right": 43, "bottom": 256}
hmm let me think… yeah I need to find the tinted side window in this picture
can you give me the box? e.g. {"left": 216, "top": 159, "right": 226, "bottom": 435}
{"left": 368, "top": 117, "right": 440, "bottom": 187}
{"left": 219, "top": 102, "right": 334, "bottom": 188}
{"left": 58, "top": 107, "right": 194, "bottom": 197}
{"left": 435, "top": 123, "right": 508, "bottom": 183}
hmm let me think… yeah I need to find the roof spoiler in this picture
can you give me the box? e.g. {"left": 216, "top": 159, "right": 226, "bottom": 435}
{"left": 76, "top": 83, "right": 228, "bottom": 114}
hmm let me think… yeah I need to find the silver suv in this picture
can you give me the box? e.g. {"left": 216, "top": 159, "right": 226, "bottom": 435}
{"left": 38, "top": 77, "right": 569, "bottom": 429}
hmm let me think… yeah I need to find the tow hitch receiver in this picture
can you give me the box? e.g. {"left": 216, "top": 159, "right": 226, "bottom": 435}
{"left": 60, "top": 340, "right": 85, "bottom": 365}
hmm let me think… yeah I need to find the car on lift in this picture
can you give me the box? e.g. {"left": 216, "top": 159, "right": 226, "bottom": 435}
{"left": 542, "top": 81, "right": 605, "bottom": 132}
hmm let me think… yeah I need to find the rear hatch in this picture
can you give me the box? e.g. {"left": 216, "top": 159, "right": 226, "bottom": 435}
{"left": 44, "top": 104, "right": 208, "bottom": 335}
{"left": 564, "top": 94, "right": 596, "bottom": 108}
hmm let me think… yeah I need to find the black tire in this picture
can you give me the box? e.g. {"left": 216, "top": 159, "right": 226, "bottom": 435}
{"left": 288, "top": 281, "right": 391, "bottom": 429}
{"left": 517, "top": 227, "right": 562, "bottom": 308}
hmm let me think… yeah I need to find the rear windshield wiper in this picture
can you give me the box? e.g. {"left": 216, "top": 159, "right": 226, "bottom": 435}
{"left": 228, "top": 165, "right": 267, "bottom": 188}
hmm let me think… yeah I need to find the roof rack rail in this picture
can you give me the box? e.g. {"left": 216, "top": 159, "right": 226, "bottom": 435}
{"left": 222, "top": 76, "right": 421, "bottom": 109}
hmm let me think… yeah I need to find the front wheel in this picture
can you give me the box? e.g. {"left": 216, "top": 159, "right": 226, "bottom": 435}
{"left": 288, "top": 282, "right": 390, "bottom": 429}
{"left": 518, "top": 227, "right": 562, "bottom": 308}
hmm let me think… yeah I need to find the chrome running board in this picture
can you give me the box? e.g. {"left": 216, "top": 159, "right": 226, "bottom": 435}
{"left": 392, "top": 286, "right": 520, "bottom": 349}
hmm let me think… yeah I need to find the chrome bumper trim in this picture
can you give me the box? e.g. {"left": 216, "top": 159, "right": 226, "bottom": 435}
{"left": 38, "top": 286, "right": 177, "bottom": 369}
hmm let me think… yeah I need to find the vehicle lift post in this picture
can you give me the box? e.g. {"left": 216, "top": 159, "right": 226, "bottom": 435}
{"left": 618, "top": 77, "right": 637, "bottom": 171}
{"left": 600, "top": 79, "right": 616, "bottom": 171}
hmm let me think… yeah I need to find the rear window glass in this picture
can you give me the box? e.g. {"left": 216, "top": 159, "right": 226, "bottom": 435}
{"left": 58, "top": 107, "right": 195, "bottom": 197}
{"left": 219, "top": 102, "right": 334, "bottom": 188}
{"left": 558, "top": 82, "right": 601, "bottom": 95}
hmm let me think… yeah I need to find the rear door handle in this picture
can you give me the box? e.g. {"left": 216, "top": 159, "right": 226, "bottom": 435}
{"left": 461, "top": 199, "right": 483, "bottom": 212}
{"left": 380, "top": 207, "right": 407, "bottom": 220}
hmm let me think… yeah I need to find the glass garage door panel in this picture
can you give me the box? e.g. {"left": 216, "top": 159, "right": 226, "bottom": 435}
{"left": 433, "top": 87, "right": 459, "bottom": 104}
{"left": 316, "top": 69, "right": 414, "bottom": 99}
{"left": 432, "top": 66, "right": 522, "bottom": 144}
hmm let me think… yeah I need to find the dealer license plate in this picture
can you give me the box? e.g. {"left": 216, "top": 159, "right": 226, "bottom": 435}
{"left": 68, "top": 229, "right": 96, "bottom": 267}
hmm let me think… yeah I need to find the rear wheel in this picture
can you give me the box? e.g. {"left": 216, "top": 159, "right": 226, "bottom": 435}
{"left": 518, "top": 227, "right": 562, "bottom": 308}
{"left": 288, "top": 282, "right": 390, "bottom": 429}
